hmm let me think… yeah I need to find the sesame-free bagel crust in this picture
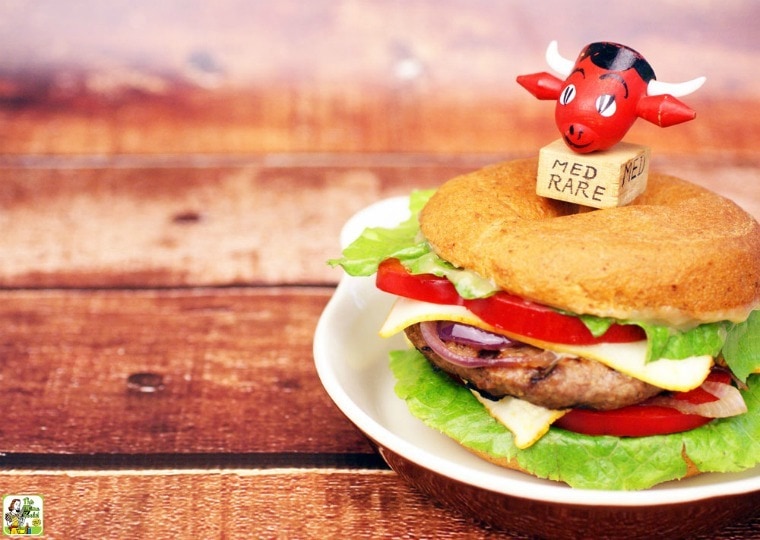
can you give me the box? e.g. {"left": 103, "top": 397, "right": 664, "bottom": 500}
{"left": 420, "top": 159, "right": 760, "bottom": 327}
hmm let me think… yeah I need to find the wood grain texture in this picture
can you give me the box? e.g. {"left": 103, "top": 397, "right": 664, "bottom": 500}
{"left": 0, "top": 156, "right": 756, "bottom": 289}
{"left": 0, "top": 288, "right": 371, "bottom": 455}
{"left": 0, "top": 470, "right": 538, "bottom": 539}
{"left": 0, "top": 2, "right": 759, "bottom": 155}
{"left": 0, "top": 157, "right": 460, "bottom": 288}
{"left": 3, "top": 1, "right": 757, "bottom": 95}
{"left": 2, "top": 90, "right": 759, "bottom": 156}
{"left": 0, "top": 470, "right": 756, "bottom": 540}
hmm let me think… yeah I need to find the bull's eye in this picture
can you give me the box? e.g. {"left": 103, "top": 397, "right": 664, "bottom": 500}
{"left": 559, "top": 84, "right": 576, "bottom": 105}
{"left": 595, "top": 94, "right": 616, "bottom": 117}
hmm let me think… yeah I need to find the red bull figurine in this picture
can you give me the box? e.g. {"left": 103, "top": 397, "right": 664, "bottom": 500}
{"left": 517, "top": 41, "right": 705, "bottom": 208}
{"left": 518, "top": 41, "right": 705, "bottom": 154}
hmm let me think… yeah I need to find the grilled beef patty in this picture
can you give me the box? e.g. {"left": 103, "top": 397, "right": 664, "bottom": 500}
{"left": 404, "top": 323, "right": 662, "bottom": 410}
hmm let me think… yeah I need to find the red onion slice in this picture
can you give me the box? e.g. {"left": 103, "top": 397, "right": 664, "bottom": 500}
{"left": 437, "top": 321, "right": 516, "bottom": 350}
{"left": 418, "top": 321, "right": 559, "bottom": 369}
{"left": 649, "top": 381, "right": 747, "bottom": 418}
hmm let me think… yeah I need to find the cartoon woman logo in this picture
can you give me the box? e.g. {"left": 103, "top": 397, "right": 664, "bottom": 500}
{"left": 4, "top": 498, "right": 23, "bottom": 534}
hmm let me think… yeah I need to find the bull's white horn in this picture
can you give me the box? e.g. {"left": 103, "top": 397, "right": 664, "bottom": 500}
{"left": 647, "top": 76, "right": 706, "bottom": 98}
{"left": 545, "top": 40, "right": 574, "bottom": 77}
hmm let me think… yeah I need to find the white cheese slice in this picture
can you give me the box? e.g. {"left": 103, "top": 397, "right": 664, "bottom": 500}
{"left": 471, "top": 390, "right": 566, "bottom": 449}
{"left": 379, "top": 297, "right": 503, "bottom": 337}
{"left": 380, "top": 297, "right": 713, "bottom": 391}
{"left": 554, "top": 341, "right": 712, "bottom": 392}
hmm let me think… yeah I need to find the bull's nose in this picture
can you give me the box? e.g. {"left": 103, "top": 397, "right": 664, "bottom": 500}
{"left": 561, "top": 124, "right": 596, "bottom": 153}
{"left": 567, "top": 124, "right": 584, "bottom": 139}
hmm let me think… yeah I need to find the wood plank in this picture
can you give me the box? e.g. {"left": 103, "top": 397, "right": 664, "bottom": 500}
{"left": 0, "top": 470, "right": 756, "bottom": 539}
{"left": 2, "top": 1, "right": 755, "bottom": 98}
{"left": 1, "top": 3, "right": 758, "bottom": 155}
{"left": 0, "top": 156, "right": 756, "bottom": 289}
{"left": 0, "top": 288, "right": 372, "bottom": 456}
{"left": 0, "top": 157, "right": 469, "bottom": 288}
{"left": 1, "top": 90, "right": 758, "bottom": 156}
{"left": 0, "top": 470, "right": 527, "bottom": 539}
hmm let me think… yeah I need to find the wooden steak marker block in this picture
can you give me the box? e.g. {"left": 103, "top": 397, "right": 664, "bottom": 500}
{"left": 536, "top": 138, "right": 650, "bottom": 208}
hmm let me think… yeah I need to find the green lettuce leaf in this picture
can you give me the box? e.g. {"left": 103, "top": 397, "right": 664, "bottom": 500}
{"left": 577, "top": 314, "right": 615, "bottom": 337}
{"left": 722, "top": 310, "right": 760, "bottom": 382}
{"left": 390, "top": 348, "right": 760, "bottom": 490}
{"left": 406, "top": 252, "right": 498, "bottom": 299}
{"left": 579, "top": 316, "right": 732, "bottom": 363}
{"left": 328, "top": 189, "right": 497, "bottom": 298}
{"left": 327, "top": 190, "right": 436, "bottom": 276}
{"left": 638, "top": 321, "right": 728, "bottom": 362}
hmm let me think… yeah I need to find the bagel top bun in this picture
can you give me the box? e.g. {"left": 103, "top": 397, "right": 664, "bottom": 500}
{"left": 420, "top": 158, "right": 760, "bottom": 328}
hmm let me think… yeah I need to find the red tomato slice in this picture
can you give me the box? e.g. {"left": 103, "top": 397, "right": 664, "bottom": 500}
{"left": 672, "top": 369, "right": 732, "bottom": 404}
{"left": 376, "top": 258, "right": 645, "bottom": 344}
{"left": 554, "top": 370, "right": 731, "bottom": 437}
{"left": 553, "top": 405, "right": 713, "bottom": 437}
{"left": 465, "top": 293, "right": 644, "bottom": 345}
{"left": 376, "top": 258, "right": 462, "bottom": 305}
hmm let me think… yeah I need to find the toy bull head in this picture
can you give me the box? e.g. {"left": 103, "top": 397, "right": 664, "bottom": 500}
{"left": 517, "top": 41, "right": 705, "bottom": 153}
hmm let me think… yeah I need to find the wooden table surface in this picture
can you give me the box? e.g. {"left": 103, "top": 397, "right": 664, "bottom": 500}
{"left": 1, "top": 2, "right": 759, "bottom": 538}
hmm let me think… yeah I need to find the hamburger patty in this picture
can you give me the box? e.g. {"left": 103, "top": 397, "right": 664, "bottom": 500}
{"left": 404, "top": 323, "right": 663, "bottom": 410}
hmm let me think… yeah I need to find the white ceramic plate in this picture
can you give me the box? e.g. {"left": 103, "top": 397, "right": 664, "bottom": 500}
{"left": 313, "top": 196, "right": 760, "bottom": 535}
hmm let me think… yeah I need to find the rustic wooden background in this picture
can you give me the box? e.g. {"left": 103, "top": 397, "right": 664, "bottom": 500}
{"left": 0, "top": 1, "right": 758, "bottom": 538}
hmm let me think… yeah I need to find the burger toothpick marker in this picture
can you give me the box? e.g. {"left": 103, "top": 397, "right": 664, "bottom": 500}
{"left": 517, "top": 41, "right": 705, "bottom": 208}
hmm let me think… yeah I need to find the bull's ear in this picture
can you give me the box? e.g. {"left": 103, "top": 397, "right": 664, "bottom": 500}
{"left": 637, "top": 95, "right": 697, "bottom": 127}
{"left": 516, "top": 72, "right": 563, "bottom": 100}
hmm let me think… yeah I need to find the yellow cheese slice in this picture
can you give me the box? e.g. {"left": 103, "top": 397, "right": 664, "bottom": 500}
{"left": 552, "top": 341, "right": 712, "bottom": 392}
{"left": 380, "top": 298, "right": 503, "bottom": 337}
{"left": 380, "top": 297, "right": 713, "bottom": 391}
{"left": 471, "top": 390, "right": 566, "bottom": 449}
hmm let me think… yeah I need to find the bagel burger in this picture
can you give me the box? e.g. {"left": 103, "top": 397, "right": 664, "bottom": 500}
{"left": 329, "top": 158, "right": 760, "bottom": 490}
